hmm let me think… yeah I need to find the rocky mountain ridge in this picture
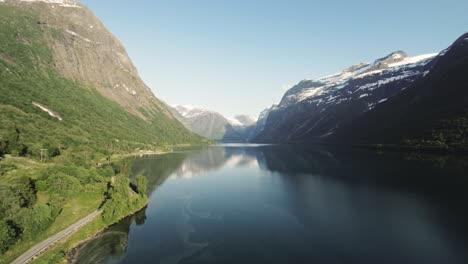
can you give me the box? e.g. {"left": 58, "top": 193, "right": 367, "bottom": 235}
{"left": 172, "top": 105, "right": 257, "bottom": 141}
{"left": 1, "top": 0, "right": 172, "bottom": 120}
{"left": 0, "top": 0, "right": 203, "bottom": 155}
{"left": 254, "top": 48, "right": 440, "bottom": 143}
{"left": 330, "top": 32, "right": 468, "bottom": 150}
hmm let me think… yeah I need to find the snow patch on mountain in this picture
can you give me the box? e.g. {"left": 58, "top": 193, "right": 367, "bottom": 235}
{"left": 122, "top": 84, "right": 137, "bottom": 95}
{"left": 355, "top": 69, "right": 383, "bottom": 79}
{"left": 65, "top": 30, "right": 92, "bottom": 43}
{"left": 225, "top": 115, "right": 255, "bottom": 127}
{"left": 173, "top": 105, "right": 195, "bottom": 116}
{"left": 174, "top": 105, "right": 254, "bottom": 128}
{"left": 356, "top": 70, "right": 422, "bottom": 92}
{"left": 16, "top": 0, "right": 81, "bottom": 8}
{"left": 19, "top": 0, "right": 80, "bottom": 8}
{"left": 318, "top": 62, "right": 370, "bottom": 84}
{"left": 233, "top": 115, "right": 256, "bottom": 126}
{"left": 32, "top": 102, "right": 63, "bottom": 121}
{"left": 297, "top": 86, "right": 326, "bottom": 101}
{"left": 227, "top": 117, "right": 243, "bottom": 126}
{"left": 439, "top": 48, "right": 450, "bottom": 56}
{"left": 283, "top": 52, "right": 437, "bottom": 105}
{"left": 174, "top": 105, "right": 214, "bottom": 119}
{"left": 387, "top": 53, "right": 438, "bottom": 68}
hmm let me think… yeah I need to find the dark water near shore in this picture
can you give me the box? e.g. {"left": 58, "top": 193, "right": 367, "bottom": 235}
{"left": 71, "top": 145, "right": 468, "bottom": 264}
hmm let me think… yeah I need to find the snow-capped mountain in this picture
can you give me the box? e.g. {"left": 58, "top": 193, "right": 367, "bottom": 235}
{"left": 255, "top": 50, "right": 439, "bottom": 143}
{"left": 281, "top": 51, "right": 436, "bottom": 107}
{"left": 172, "top": 105, "right": 255, "bottom": 141}
{"left": 174, "top": 105, "right": 214, "bottom": 119}
{"left": 331, "top": 32, "right": 468, "bottom": 149}
{"left": 229, "top": 115, "right": 256, "bottom": 127}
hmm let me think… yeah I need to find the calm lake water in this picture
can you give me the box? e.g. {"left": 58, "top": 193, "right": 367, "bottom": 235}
{"left": 70, "top": 145, "right": 468, "bottom": 264}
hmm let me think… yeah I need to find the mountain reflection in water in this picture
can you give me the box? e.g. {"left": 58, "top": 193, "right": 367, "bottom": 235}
{"left": 70, "top": 145, "right": 468, "bottom": 264}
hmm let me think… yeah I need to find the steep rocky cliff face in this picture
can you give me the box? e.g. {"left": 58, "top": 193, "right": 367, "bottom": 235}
{"left": 3, "top": 0, "right": 170, "bottom": 119}
{"left": 331, "top": 33, "right": 468, "bottom": 150}
{"left": 253, "top": 33, "right": 468, "bottom": 150}
{"left": 0, "top": 0, "right": 203, "bottom": 155}
{"left": 255, "top": 49, "right": 438, "bottom": 143}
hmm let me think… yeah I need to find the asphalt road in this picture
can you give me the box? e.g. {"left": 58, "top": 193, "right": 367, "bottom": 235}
{"left": 11, "top": 210, "right": 101, "bottom": 264}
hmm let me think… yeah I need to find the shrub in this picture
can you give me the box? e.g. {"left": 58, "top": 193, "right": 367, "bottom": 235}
{"left": 0, "top": 220, "right": 17, "bottom": 254}
{"left": 14, "top": 204, "right": 54, "bottom": 238}
{"left": 135, "top": 175, "right": 148, "bottom": 197}
{"left": 0, "top": 177, "right": 37, "bottom": 219}
{"left": 46, "top": 172, "right": 82, "bottom": 197}
{"left": 101, "top": 174, "right": 131, "bottom": 223}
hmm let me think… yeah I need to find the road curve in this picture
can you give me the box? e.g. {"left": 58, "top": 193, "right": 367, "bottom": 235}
{"left": 11, "top": 210, "right": 101, "bottom": 264}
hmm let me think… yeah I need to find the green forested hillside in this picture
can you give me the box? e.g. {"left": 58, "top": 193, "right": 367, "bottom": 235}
{"left": 0, "top": 6, "right": 203, "bottom": 161}
{"left": 0, "top": 5, "right": 204, "bottom": 262}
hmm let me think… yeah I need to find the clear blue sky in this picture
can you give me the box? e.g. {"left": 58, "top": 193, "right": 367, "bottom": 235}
{"left": 81, "top": 0, "right": 467, "bottom": 118}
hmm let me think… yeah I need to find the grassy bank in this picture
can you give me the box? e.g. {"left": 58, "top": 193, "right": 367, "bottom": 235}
{"left": 0, "top": 152, "right": 151, "bottom": 264}
{"left": 30, "top": 197, "right": 148, "bottom": 264}
{"left": 0, "top": 4, "right": 206, "bottom": 263}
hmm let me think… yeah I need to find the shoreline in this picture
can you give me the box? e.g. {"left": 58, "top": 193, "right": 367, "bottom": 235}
{"left": 10, "top": 148, "right": 174, "bottom": 264}
{"left": 61, "top": 147, "right": 188, "bottom": 262}
{"left": 66, "top": 201, "right": 149, "bottom": 263}
{"left": 96, "top": 150, "right": 171, "bottom": 167}
{"left": 96, "top": 143, "right": 209, "bottom": 167}
{"left": 65, "top": 146, "right": 207, "bottom": 262}
{"left": 261, "top": 141, "right": 468, "bottom": 156}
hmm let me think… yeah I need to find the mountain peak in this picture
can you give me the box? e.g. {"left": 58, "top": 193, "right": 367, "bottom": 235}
{"left": 173, "top": 105, "right": 214, "bottom": 119}
{"left": 370, "top": 51, "right": 408, "bottom": 69}
{"left": 231, "top": 115, "right": 256, "bottom": 126}
{"left": 387, "top": 50, "right": 408, "bottom": 60}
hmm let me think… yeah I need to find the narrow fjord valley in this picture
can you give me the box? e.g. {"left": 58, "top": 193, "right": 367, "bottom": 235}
{"left": 171, "top": 105, "right": 257, "bottom": 142}
{"left": 172, "top": 36, "right": 468, "bottom": 149}
{"left": 1, "top": 1, "right": 468, "bottom": 264}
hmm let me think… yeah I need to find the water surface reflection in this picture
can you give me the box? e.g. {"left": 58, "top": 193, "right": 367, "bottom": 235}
{"left": 71, "top": 145, "right": 468, "bottom": 264}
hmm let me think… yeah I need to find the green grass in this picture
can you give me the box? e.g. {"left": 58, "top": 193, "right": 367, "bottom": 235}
{"left": 0, "top": 4, "right": 205, "bottom": 263}
{"left": 0, "top": 156, "right": 103, "bottom": 263}
{"left": 0, "top": 155, "right": 147, "bottom": 264}
{"left": 27, "top": 183, "right": 148, "bottom": 264}
{"left": 0, "top": 5, "right": 205, "bottom": 162}
{"left": 0, "top": 192, "right": 101, "bottom": 264}
{"left": 28, "top": 202, "right": 146, "bottom": 264}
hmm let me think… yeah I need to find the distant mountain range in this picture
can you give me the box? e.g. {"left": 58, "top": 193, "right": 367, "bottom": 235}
{"left": 165, "top": 32, "right": 467, "bottom": 151}
{"left": 172, "top": 105, "right": 257, "bottom": 142}
{"left": 253, "top": 33, "right": 468, "bottom": 151}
